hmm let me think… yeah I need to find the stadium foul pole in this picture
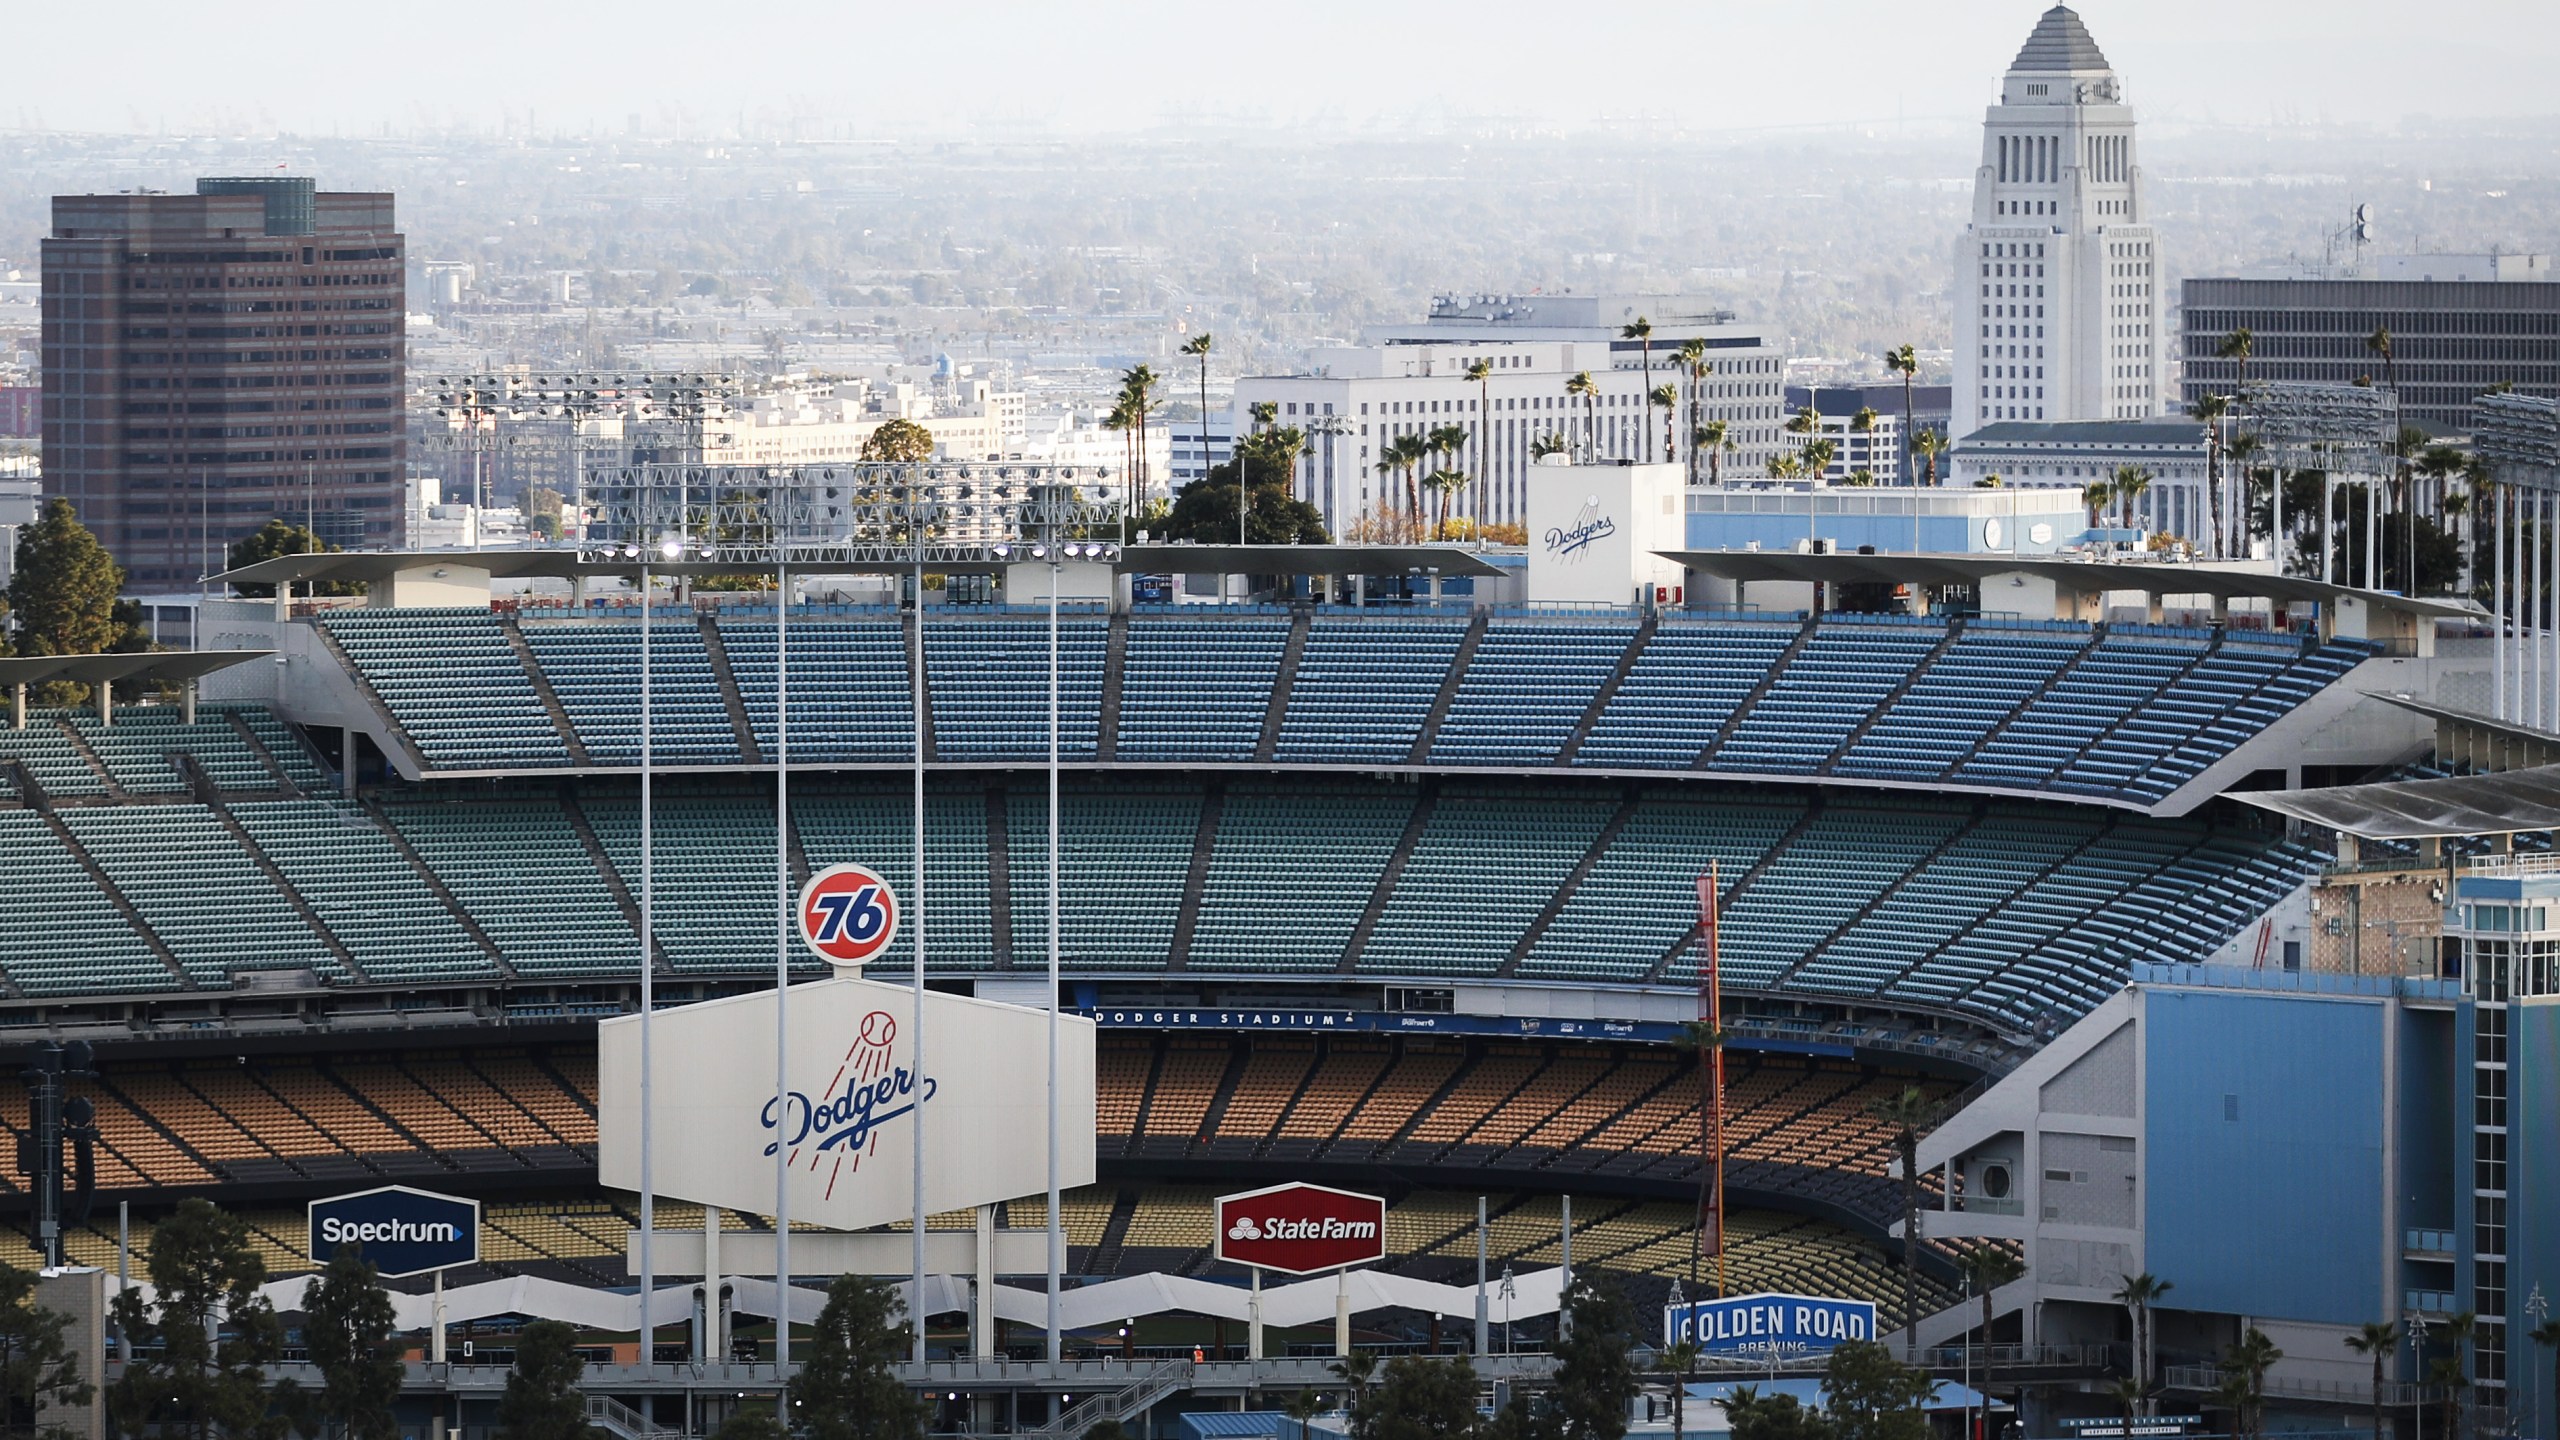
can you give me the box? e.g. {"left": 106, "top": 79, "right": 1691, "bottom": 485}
{"left": 910, "top": 484, "right": 928, "bottom": 1366}
{"left": 1046, "top": 546, "right": 1064, "bottom": 1364}
{"left": 773, "top": 541, "right": 793, "bottom": 1392}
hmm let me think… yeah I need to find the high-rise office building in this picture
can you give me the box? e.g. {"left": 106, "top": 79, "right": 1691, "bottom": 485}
{"left": 42, "top": 177, "right": 405, "bottom": 589}
{"left": 1954, "top": 6, "right": 2162, "bottom": 440}
{"left": 2181, "top": 255, "right": 2560, "bottom": 433}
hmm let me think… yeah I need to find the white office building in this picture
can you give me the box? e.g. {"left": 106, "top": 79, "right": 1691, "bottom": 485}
{"left": 1947, "top": 419, "right": 2210, "bottom": 541}
{"left": 1954, "top": 6, "right": 2164, "bottom": 439}
{"left": 1236, "top": 295, "right": 1788, "bottom": 535}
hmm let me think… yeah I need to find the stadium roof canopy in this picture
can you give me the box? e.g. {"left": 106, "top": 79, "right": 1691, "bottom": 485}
{"left": 0, "top": 649, "right": 273, "bottom": 687}
{"left": 215, "top": 543, "right": 1509, "bottom": 587}
{"left": 2234, "top": 766, "right": 2560, "bottom": 839}
{"left": 1658, "top": 550, "right": 2480, "bottom": 621}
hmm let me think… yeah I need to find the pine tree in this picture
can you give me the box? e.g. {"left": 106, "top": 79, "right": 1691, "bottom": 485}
{"left": 495, "top": 1321, "right": 594, "bottom": 1440}
{"left": 300, "top": 1245, "right": 402, "bottom": 1440}
{"left": 8, "top": 499, "right": 125, "bottom": 659}
{"left": 794, "top": 1276, "right": 928, "bottom": 1440}
{"left": 107, "top": 1198, "right": 288, "bottom": 1440}
{"left": 1551, "top": 1275, "right": 1640, "bottom": 1440}
{"left": 0, "top": 1261, "right": 93, "bottom": 1440}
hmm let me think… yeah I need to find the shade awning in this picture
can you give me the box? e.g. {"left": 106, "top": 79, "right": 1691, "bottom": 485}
{"left": 2233, "top": 765, "right": 2560, "bottom": 839}
{"left": 1658, "top": 550, "right": 2481, "bottom": 621}
{"left": 0, "top": 650, "right": 273, "bottom": 688}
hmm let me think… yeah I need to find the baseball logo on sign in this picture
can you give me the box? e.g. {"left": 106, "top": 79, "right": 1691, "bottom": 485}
{"left": 798, "top": 864, "right": 900, "bottom": 968}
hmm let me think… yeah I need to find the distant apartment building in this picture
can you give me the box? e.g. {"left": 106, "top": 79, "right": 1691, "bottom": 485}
{"left": 2180, "top": 255, "right": 2560, "bottom": 432}
{"left": 42, "top": 177, "right": 405, "bottom": 587}
{"left": 700, "top": 377, "right": 1008, "bottom": 466}
{"left": 1236, "top": 293, "right": 1787, "bottom": 534}
{"left": 0, "top": 385, "right": 35, "bottom": 439}
{"left": 1168, "top": 414, "right": 1235, "bottom": 489}
{"left": 1783, "top": 383, "right": 1955, "bottom": 483}
{"left": 1954, "top": 6, "right": 2164, "bottom": 438}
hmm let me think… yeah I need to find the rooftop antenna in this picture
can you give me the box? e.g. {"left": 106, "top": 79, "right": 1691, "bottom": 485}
{"left": 2323, "top": 203, "right": 2373, "bottom": 277}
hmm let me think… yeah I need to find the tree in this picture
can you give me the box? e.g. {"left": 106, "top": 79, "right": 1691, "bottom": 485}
{"left": 2083, "top": 481, "right": 2114, "bottom": 530}
{"left": 2104, "top": 1376, "right": 2147, "bottom": 1440}
{"left": 2113, "top": 466, "right": 2153, "bottom": 530}
{"left": 495, "top": 1320, "right": 592, "bottom": 1440}
{"left": 2433, "top": 1311, "right": 2476, "bottom": 1440}
{"left": 1884, "top": 345, "right": 1919, "bottom": 485}
{"left": 2191, "top": 393, "right": 2231, "bottom": 558}
{"left": 1376, "top": 433, "right": 1429, "bottom": 530}
{"left": 1466, "top": 359, "right": 1495, "bottom": 531}
{"left": 1820, "top": 1340, "right": 1934, "bottom": 1440}
{"left": 1799, "top": 438, "right": 1837, "bottom": 483}
{"left": 1081, "top": 1424, "right": 1129, "bottom": 1440}
{"left": 1552, "top": 1275, "right": 1640, "bottom": 1440}
{"left": 1661, "top": 1341, "right": 1702, "bottom": 1440}
{"left": 1425, "top": 470, "right": 1471, "bottom": 540}
{"left": 1955, "top": 1246, "right": 2024, "bottom": 1352}
{"left": 859, "top": 418, "right": 935, "bottom": 464}
{"left": 1695, "top": 420, "right": 1730, "bottom": 485}
{"left": 1329, "top": 1348, "right": 1380, "bottom": 1440}
{"left": 0, "top": 1261, "right": 93, "bottom": 1440}
{"left": 108, "top": 1198, "right": 289, "bottom": 1440}
{"left": 1164, "top": 449, "right": 1329, "bottom": 547}
{"left": 1351, "top": 1356, "right": 1478, "bottom": 1440}
{"left": 2217, "top": 1327, "right": 2282, "bottom": 1440}
{"left": 1679, "top": 340, "right": 1713, "bottom": 487}
{"left": 526, "top": 487, "right": 565, "bottom": 543}
{"left": 300, "top": 1245, "right": 402, "bottom": 1440}
{"left": 1652, "top": 385, "right": 1682, "bottom": 467}
{"left": 1868, "top": 1087, "right": 1940, "bottom": 1351}
{"left": 1532, "top": 433, "right": 1570, "bottom": 463}
{"left": 1623, "top": 316, "right": 1656, "bottom": 461}
{"left": 2112, "top": 1274, "right": 2173, "bottom": 1407}
{"left": 2343, "top": 1321, "right": 2398, "bottom": 1440}
{"left": 224, "top": 520, "right": 360, "bottom": 599}
{"left": 1281, "top": 1389, "right": 1326, "bottom": 1440}
{"left": 2219, "top": 328, "right": 2255, "bottom": 403}
{"left": 9, "top": 499, "right": 126, "bottom": 663}
{"left": 1566, "top": 372, "right": 1599, "bottom": 460}
{"left": 1121, "top": 364, "right": 1161, "bottom": 498}
{"left": 1722, "top": 1386, "right": 1832, "bottom": 1440}
{"left": 1181, "top": 333, "right": 1215, "bottom": 513}
{"left": 1909, "top": 428, "right": 1946, "bottom": 488}
{"left": 796, "top": 1275, "right": 929, "bottom": 1440}
{"left": 710, "top": 1406, "right": 786, "bottom": 1440}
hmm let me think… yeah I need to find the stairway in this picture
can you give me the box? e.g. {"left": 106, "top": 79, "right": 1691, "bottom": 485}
{"left": 1556, "top": 614, "right": 1656, "bottom": 764}
{"left": 1254, "top": 610, "right": 1312, "bottom": 762}
{"left": 1939, "top": 626, "right": 2107, "bottom": 778}
{"left": 499, "top": 615, "right": 593, "bottom": 765}
{"left": 1163, "top": 781, "right": 1225, "bottom": 972}
{"left": 695, "top": 615, "right": 763, "bottom": 765}
{"left": 1641, "top": 799, "right": 1827, "bottom": 983}
{"left": 1817, "top": 624, "right": 1964, "bottom": 774}
{"left": 558, "top": 786, "right": 668, "bottom": 973}
{"left": 1694, "top": 613, "right": 1821, "bottom": 769}
{"left": 1096, "top": 613, "right": 1130, "bottom": 761}
{"left": 1407, "top": 613, "right": 1488, "bottom": 763}
{"left": 1336, "top": 780, "right": 1440, "bottom": 973}
{"left": 1497, "top": 788, "right": 1642, "bottom": 977}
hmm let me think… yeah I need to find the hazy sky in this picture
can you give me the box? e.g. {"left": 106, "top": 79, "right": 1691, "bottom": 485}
{"left": 12, "top": 0, "right": 2558, "bottom": 139}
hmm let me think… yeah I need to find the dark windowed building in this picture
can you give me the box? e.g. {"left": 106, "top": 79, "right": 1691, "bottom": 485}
{"left": 41, "top": 176, "right": 405, "bottom": 590}
{"left": 2180, "top": 256, "right": 2560, "bottom": 434}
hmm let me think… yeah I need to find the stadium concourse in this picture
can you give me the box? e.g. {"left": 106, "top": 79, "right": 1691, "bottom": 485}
{"left": 0, "top": 535, "right": 2523, "bottom": 1435}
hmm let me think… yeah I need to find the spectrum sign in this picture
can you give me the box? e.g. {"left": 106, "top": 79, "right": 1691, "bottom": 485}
{"left": 1215, "top": 1182, "right": 1386, "bottom": 1275}
{"left": 1666, "top": 1292, "right": 1877, "bottom": 1355}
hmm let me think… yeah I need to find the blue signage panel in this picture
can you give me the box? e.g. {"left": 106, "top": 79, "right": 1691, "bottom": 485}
{"left": 1665, "top": 1292, "right": 1878, "bottom": 1355}
{"left": 1071, "top": 1007, "right": 1857, "bottom": 1058}
{"left": 308, "top": 1186, "right": 480, "bottom": 1278}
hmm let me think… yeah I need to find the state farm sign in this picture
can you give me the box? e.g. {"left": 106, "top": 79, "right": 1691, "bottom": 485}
{"left": 1215, "top": 1182, "right": 1386, "bottom": 1275}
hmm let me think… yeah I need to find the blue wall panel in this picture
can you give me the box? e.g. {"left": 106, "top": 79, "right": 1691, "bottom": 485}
{"left": 2145, "top": 990, "right": 2386, "bottom": 1325}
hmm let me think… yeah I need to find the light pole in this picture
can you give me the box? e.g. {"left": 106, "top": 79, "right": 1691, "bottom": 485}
{"left": 907, "top": 467, "right": 930, "bottom": 1366}
{"left": 1498, "top": 1263, "right": 1516, "bottom": 1355}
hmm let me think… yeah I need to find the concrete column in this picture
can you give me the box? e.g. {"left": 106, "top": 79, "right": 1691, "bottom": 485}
{"left": 1248, "top": 1265, "right": 1263, "bottom": 1361}
{"left": 341, "top": 727, "right": 358, "bottom": 794}
{"left": 1336, "top": 1267, "right": 1351, "bottom": 1358}
{"left": 96, "top": 678, "right": 113, "bottom": 728}
{"left": 11, "top": 683, "right": 24, "bottom": 731}
{"left": 703, "top": 1208, "right": 722, "bottom": 1362}
{"left": 182, "top": 678, "right": 198, "bottom": 727}
{"left": 976, "top": 1204, "right": 997, "bottom": 1361}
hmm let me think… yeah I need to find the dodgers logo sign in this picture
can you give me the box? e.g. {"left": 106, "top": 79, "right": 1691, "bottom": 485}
{"left": 308, "top": 1186, "right": 480, "bottom": 1278}
{"left": 1544, "top": 496, "right": 1617, "bottom": 559}
{"left": 764, "top": 1008, "right": 938, "bottom": 1201}
{"left": 799, "top": 864, "right": 899, "bottom": 968}
{"left": 1216, "top": 1182, "right": 1386, "bottom": 1275}
{"left": 1667, "top": 1292, "right": 1876, "bottom": 1354}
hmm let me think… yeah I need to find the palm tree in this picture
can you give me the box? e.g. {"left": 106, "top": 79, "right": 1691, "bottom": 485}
{"left": 1766, "top": 453, "right": 1804, "bottom": 480}
{"left": 2222, "top": 1327, "right": 2282, "bottom": 1440}
{"left": 2225, "top": 432, "right": 2264, "bottom": 559}
{"left": 2437, "top": 1311, "right": 2477, "bottom": 1440}
{"left": 1844, "top": 469, "right": 1877, "bottom": 487}
{"left": 2428, "top": 1358, "right": 2466, "bottom": 1440}
{"left": 1122, "top": 363, "right": 1160, "bottom": 496}
{"left": 1786, "top": 403, "right": 1822, "bottom": 443}
{"left": 1104, "top": 396, "right": 1138, "bottom": 500}
{"left": 2113, "top": 465, "right": 2153, "bottom": 530}
{"left": 1799, "top": 437, "right": 1837, "bottom": 483}
{"left": 1425, "top": 468, "right": 1469, "bottom": 539}
{"left": 2106, "top": 1376, "right": 2148, "bottom": 1440}
{"left": 1663, "top": 1340, "right": 1703, "bottom": 1440}
{"left": 2192, "top": 393, "right": 2231, "bottom": 558}
{"left": 2220, "top": 327, "right": 2255, "bottom": 404}
{"left": 1180, "top": 332, "right": 1213, "bottom": 510}
{"left": 1566, "top": 371, "right": 1599, "bottom": 459}
{"left": 1976, "top": 475, "right": 2005, "bottom": 489}
{"left": 1651, "top": 384, "right": 1681, "bottom": 465}
{"left": 1376, "top": 434, "right": 1427, "bottom": 536}
{"left": 1696, "top": 419, "right": 1731, "bottom": 485}
{"left": 1281, "top": 1389, "right": 1323, "bottom": 1440}
{"left": 1911, "top": 427, "right": 1948, "bottom": 487}
{"left": 1531, "top": 432, "right": 1569, "bottom": 462}
{"left": 1623, "top": 314, "right": 1656, "bottom": 460}
{"left": 2344, "top": 1320, "right": 2398, "bottom": 1440}
{"left": 1678, "top": 339, "right": 1713, "bottom": 487}
{"left": 1885, "top": 343, "right": 1920, "bottom": 485}
{"left": 1850, "top": 407, "right": 1880, "bottom": 483}
{"left": 1329, "top": 1348, "right": 1377, "bottom": 1417}
{"left": 1956, "top": 1245, "right": 2026, "bottom": 1355}
{"left": 1869, "top": 1086, "right": 1941, "bottom": 1354}
{"left": 2113, "top": 1274, "right": 2174, "bottom": 1405}
{"left": 1465, "top": 358, "right": 1494, "bottom": 534}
